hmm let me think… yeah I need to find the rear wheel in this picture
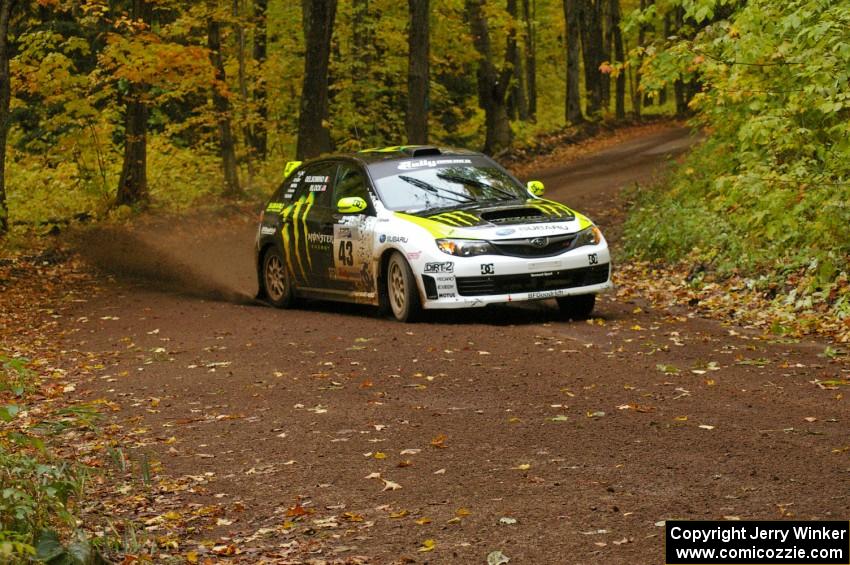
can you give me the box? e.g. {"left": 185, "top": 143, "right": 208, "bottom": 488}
{"left": 557, "top": 293, "right": 596, "bottom": 320}
{"left": 263, "top": 247, "right": 295, "bottom": 308}
{"left": 386, "top": 252, "right": 421, "bottom": 322}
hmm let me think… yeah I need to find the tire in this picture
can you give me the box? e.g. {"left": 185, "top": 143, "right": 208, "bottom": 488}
{"left": 262, "top": 246, "right": 295, "bottom": 308}
{"left": 386, "top": 251, "right": 422, "bottom": 322}
{"left": 557, "top": 293, "right": 596, "bottom": 320}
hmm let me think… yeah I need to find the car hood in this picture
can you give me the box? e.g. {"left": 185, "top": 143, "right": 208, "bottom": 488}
{"left": 395, "top": 198, "right": 593, "bottom": 239}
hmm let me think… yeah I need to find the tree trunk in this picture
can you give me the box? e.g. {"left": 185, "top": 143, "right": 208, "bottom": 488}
{"left": 563, "top": 0, "right": 583, "bottom": 124}
{"left": 297, "top": 0, "right": 337, "bottom": 160}
{"left": 506, "top": 0, "right": 527, "bottom": 121}
{"left": 466, "top": 0, "right": 512, "bottom": 154}
{"left": 234, "top": 0, "right": 255, "bottom": 181}
{"left": 252, "top": 0, "right": 268, "bottom": 159}
{"left": 352, "top": 0, "right": 371, "bottom": 70}
{"left": 406, "top": 0, "right": 429, "bottom": 144}
{"left": 116, "top": 0, "right": 150, "bottom": 208}
{"left": 208, "top": 19, "right": 241, "bottom": 197}
{"left": 0, "top": 0, "right": 14, "bottom": 234}
{"left": 522, "top": 0, "right": 537, "bottom": 121}
{"left": 609, "top": 0, "right": 625, "bottom": 119}
{"left": 580, "top": 0, "right": 604, "bottom": 116}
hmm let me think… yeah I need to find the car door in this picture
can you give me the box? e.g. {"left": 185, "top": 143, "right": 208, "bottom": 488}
{"left": 287, "top": 161, "right": 338, "bottom": 289}
{"left": 328, "top": 162, "right": 379, "bottom": 294}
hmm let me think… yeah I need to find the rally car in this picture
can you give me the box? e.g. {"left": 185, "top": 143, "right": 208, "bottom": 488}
{"left": 255, "top": 145, "right": 611, "bottom": 322}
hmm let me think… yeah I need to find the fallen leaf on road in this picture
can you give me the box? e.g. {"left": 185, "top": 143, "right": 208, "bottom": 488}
{"left": 381, "top": 478, "right": 402, "bottom": 491}
{"left": 419, "top": 539, "right": 436, "bottom": 552}
{"left": 415, "top": 517, "right": 432, "bottom": 525}
{"left": 430, "top": 434, "right": 448, "bottom": 448}
{"left": 499, "top": 517, "right": 517, "bottom": 525}
{"left": 699, "top": 424, "right": 715, "bottom": 430}
{"left": 487, "top": 550, "right": 510, "bottom": 564}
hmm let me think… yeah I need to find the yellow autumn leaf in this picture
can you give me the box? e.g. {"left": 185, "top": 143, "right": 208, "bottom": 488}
{"left": 419, "top": 539, "right": 436, "bottom": 552}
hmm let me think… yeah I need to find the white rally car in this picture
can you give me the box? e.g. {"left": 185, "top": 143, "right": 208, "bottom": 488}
{"left": 255, "top": 146, "right": 611, "bottom": 322}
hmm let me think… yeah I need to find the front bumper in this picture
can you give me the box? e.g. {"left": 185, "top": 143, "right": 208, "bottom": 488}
{"left": 413, "top": 243, "right": 612, "bottom": 309}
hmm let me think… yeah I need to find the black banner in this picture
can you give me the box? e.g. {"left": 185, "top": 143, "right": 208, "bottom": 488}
{"left": 666, "top": 520, "right": 849, "bottom": 564}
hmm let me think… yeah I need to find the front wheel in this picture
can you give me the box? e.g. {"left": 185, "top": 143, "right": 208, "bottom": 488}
{"left": 262, "top": 247, "right": 295, "bottom": 308}
{"left": 386, "top": 252, "right": 422, "bottom": 322}
{"left": 557, "top": 294, "right": 596, "bottom": 320}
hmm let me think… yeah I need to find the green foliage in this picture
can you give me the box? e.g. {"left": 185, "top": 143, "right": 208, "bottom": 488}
{"left": 0, "top": 355, "right": 101, "bottom": 564}
{"left": 625, "top": 0, "right": 850, "bottom": 318}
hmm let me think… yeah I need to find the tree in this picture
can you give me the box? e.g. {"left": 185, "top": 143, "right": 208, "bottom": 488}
{"left": 466, "top": 0, "right": 512, "bottom": 155}
{"left": 252, "top": 0, "right": 268, "bottom": 159}
{"left": 115, "top": 0, "right": 151, "bottom": 208}
{"left": 0, "top": 0, "right": 15, "bottom": 235}
{"left": 506, "top": 0, "right": 527, "bottom": 121}
{"left": 208, "top": 17, "right": 241, "bottom": 196}
{"left": 522, "top": 0, "right": 536, "bottom": 121}
{"left": 296, "top": 0, "right": 337, "bottom": 160}
{"left": 608, "top": 0, "right": 625, "bottom": 119}
{"left": 406, "top": 0, "right": 429, "bottom": 144}
{"left": 563, "top": 0, "right": 583, "bottom": 124}
{"left": 579, "top": 0, "right": 604, "bottom": 116}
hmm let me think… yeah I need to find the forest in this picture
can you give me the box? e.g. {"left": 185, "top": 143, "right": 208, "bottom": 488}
{"left": 0, "top": 0, "right": 691, "bottom": 233}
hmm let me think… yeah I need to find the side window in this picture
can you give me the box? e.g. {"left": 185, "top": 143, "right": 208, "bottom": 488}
{"left": 297, "top": 162, "right": 338, "bottom": 208}
{"left": 334, "top": 163, "right": 372, "bottom": 213}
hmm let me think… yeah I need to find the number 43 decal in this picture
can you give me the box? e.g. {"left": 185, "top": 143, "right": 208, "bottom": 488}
{"left": 338, "top": 241, "right": 354, "bottom": 266}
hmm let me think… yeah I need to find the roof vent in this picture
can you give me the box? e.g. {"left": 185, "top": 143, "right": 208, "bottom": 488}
{"left": 407, "top": 146, "right": 442, "bottom": 157}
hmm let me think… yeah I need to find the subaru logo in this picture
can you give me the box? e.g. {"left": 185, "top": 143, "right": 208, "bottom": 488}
{"left": 530, "top": 237, "right": 548, "bottom": 248}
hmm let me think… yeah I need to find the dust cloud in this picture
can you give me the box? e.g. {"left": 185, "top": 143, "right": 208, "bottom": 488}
{"left": 74, "top": 211, "right": 260, "bottom": 304}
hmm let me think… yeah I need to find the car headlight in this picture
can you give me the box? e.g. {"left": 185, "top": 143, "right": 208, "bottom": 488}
{"left": 573, "top": 226, "right": 602, "bottom": 248}
{"left": 436, "top": 238, "right": 494, "bottom": 257}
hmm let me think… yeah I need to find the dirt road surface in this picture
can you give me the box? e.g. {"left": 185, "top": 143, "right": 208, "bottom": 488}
{"left": 63, "top": 127, "right": 849, "bottom": 563}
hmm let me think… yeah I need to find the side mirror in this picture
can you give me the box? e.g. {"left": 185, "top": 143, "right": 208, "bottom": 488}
{"left": 283, "top": 160, "right": 303, "bottom": 179}
{"left": 337, "top": 196, "right": 367, "bottom": 214}
{"left": 527, "top": 180, "right": 545, "bottom": 197}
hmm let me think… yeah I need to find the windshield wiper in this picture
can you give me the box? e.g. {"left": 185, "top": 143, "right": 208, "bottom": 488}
{"left": 398, "top": 175, "right": 475, "bottom": 204}
{"left": 436, "top": 173, "right": 518, "bottom": 201}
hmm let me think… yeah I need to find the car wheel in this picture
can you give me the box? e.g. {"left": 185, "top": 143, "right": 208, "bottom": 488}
{"left": 557, "top": 294, "right": 595, "bottom": 320}
{"left": 386, "top": 252, "right": 421, "bottom": 322}
{"left": 263, "top": 246, "right": 295, "bottom": 308}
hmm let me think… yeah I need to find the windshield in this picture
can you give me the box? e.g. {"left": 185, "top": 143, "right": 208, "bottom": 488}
{"left": 372, "top": 163, "right": 528, "bottom": 212}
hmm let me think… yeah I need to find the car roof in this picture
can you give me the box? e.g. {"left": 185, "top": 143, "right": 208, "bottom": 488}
{"left": 309, "top": 145, "right": 484, "bottom": 167}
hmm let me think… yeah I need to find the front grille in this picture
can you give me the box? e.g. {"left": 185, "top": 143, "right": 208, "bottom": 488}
{"left": 456, "top": 264, "right": 610, "bottom": 297}
{"left": 491, "top": 233, "right": 577, "bottom": 258}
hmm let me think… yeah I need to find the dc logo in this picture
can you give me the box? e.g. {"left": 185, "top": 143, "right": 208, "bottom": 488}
{"left": 480, "top": 264, "right": 495, "bottom": 275}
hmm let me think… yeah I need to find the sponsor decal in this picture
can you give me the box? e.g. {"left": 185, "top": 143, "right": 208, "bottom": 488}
{"left": 260, "top": 226, "right": 276, "bottom": 236}
{"left": 480, "top": 263, "right": 495, "bottom": 275}
{"left": 424, "top": 262, "right": 454, "bottom": 273}
{"left": 379, "top": 234, "right": 409, "bottom": 244}
{"left": 397, "top": 158, "right": 472, "bottom": 170}
{"left": 307, "top": 232, "right": 334, "bottom": 244}
{"left": 309, "top": 184, "right": 327, "bottom": 192}
{"left": 435, "top": 275, "right": 454, "bottom": 282}
{"left": 516, "top": 224, "right": 562, "bottom": 232}
{"left": 438, "top": 292, "right": 456, "bottom": 298}
{"left": 495, "top": 228, "right": 516, "bottom": 236}
{"left": 337, "top": 226, "right": 352, "bottom": 239}
{"left": 528, "top": 289, "right": 569, "bottom": 300}
{"left": 530, "top": 271, "right": 554, "bottom": 278}
{"left": 407, "top": 251, "right": 422, "bottom": 261}
{"left": 588, "top": 253, "right": 599, "bottom": 265}
{"left": 436, "top": 284, "right": 454, "bottom": 290}
{"left": 305, "top": 175, "right": 329, "bottom": 183}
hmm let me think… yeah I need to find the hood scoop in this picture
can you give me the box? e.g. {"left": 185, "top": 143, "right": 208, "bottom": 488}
{"left": 480, "top": 207, "right": 545, "bottom": 224}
